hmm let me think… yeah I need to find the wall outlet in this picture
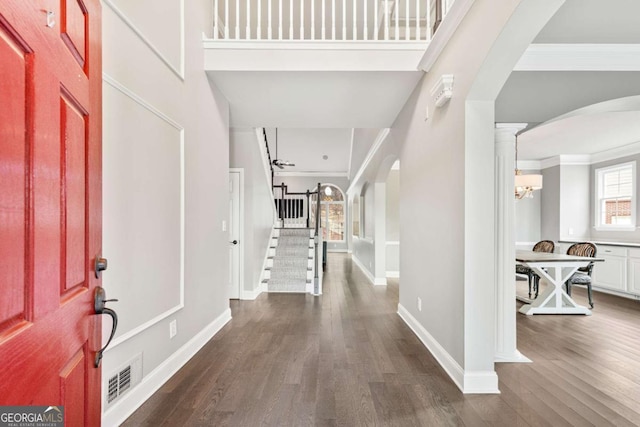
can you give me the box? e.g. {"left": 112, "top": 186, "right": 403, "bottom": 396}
{"left": 169, "top": 320, "right": 177, "bottom": 339}
{"left": 417, "top": 297, "right": 422, "bottom": 312}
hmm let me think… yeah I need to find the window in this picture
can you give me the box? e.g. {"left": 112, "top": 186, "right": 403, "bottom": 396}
{"left": 314, "top": 184, "right": 345, "bottom": 242}
{"left": 596, "top": 162, "right": 636, "bottom": 230}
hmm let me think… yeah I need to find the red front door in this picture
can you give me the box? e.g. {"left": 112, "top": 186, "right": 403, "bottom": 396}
{"left": 0, "top": 0, "right": 102, "bottom": 425}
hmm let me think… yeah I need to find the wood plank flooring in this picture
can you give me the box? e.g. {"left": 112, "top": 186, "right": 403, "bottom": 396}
{"left": 122, "top": 254, "right": 640, "bottom": 426}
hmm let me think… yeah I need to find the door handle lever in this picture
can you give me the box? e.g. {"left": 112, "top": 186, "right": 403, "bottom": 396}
{"left": 94, "top": 286, "right": 118, "bottom": 367}
{"left": 230, "top": 240, "right": 238, "bottom": 245}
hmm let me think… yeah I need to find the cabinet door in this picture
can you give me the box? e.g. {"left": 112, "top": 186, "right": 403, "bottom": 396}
{"left": 592, "top": 254, "right": 627, "bottom": 291}
{"left": 627, "top": 257, "right": 640, "bottom": 295}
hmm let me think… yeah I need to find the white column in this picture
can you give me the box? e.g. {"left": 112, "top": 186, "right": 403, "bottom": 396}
{"left": 374, "top": 182, "right": 387, "bottom": 286}
{"left": 495, "top": 123, "right": 531, "bottom": 363}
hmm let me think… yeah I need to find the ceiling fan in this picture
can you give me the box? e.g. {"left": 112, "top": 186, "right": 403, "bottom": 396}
{"left": 271, "top": 128, "right": 295, "bottom": 169}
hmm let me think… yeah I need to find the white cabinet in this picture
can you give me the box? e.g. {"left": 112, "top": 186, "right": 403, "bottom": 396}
{"left": 592, "top": 245, "right": 627, "bottom": 292}
{"left": 627, "top": 249, "right": 640, "bottom": 295}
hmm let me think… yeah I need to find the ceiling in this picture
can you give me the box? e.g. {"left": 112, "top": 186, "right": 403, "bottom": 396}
{"left": 497, "top": 0, "right": 640, "bottom": 161}
{"left": 266, "top": 128, "right": 352, "bottom": 174}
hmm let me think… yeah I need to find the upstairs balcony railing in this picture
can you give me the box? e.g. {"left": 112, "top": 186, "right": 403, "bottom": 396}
{"left": 213, "top": 0, "right": 455, "bottom": 42}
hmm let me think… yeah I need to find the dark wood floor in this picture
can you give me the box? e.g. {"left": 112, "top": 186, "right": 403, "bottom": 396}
{"left": 123, "top": 254, "right": 640, "bottom": 426}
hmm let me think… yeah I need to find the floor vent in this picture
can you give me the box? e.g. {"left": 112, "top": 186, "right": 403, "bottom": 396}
{"left": 105, "top": 353, "right": 143, "bottom": 407}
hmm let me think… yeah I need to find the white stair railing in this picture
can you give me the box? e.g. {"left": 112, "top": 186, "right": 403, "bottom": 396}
{"left": 212, "top": 0, "right": 454, "bottom": 41}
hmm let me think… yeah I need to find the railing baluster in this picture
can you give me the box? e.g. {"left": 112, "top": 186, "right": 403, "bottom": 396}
{"left": 331, "top": 0, "right": 336, "bottom": 40}
{"left": 342, "top": 0, "right": 346, "bottom": 40}
{"left": 290, "top": 0, "right": 293, "bottom": 39}
{"left": 406, "top": 0, "right": 409, "bottom": 40}
{"left": 363, "top": 0, "right": 368, "bottom": 40}
{"left": 384, "top": 0, "right": 389, "bottom": 40}
{"left": 395, "top": 0, "right": 399, "bottom": 40}
{"left": 268, "top": 0, "right": 272, "bottom": 39}
{"left": 257, "top": 0, "right": 262, "bottom": 39}
{"left": 352, "top": 0, "right": 356, "bottom": 40}
{"left": 322, "top": 0, "right": 326, "bottom": 40}
{"left": 311, "top": 0, "right": 315, "bottom": 40}
{"left": 278, "top": 0, "right": 283, "bottom": 39}
{"left": 374, "top": 0, "right": 378, "bottom": 40}
{"left": 214, "top": 0, "right": 219, "bottom": 39}
{"left": 224, "top": 0, "right": 229, "bottom": 38}
{"left": 300, "top": 0, "right": 304, "bottom": 40}
{"left": 416, "top": 0, "right": 420, "bottom": 41}
{"left": 246, "top": 0, "right": 250, "bottom": 39}
{"left": 235, "top": 0, "right": 240, "bottom": 39}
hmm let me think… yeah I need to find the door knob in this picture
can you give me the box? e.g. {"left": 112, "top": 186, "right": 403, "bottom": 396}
{"left": 230, "top": 240, "right": 238, "bottom": 245}
{"left": 94, "top": 286, "right": 118, "bottom": 367}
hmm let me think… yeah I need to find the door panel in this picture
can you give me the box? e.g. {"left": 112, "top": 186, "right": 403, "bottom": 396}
{"left": 61, "top": 0, "right": 88, "bottom": 66}
{"left": 0, "top": 19, "right": 29, "bottom": 336}
{"left": 0, "top": 0, "right": 102, "bottom": 424}
{"left": 229, "top": 172, "right": 240, "bottom": 299}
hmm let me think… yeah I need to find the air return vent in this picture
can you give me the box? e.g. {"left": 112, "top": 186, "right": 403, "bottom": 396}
{"left": 105, "top": 353, "right": 143, "bottom": 407}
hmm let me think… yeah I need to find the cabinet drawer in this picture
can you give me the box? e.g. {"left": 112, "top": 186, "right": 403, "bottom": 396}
{"left": 597, "top": 245, "right": 628, "bottom": 257}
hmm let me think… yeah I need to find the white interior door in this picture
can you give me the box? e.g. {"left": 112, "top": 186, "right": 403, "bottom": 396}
{"left": 229, "top": 171, "right": 241, "bottom": 299}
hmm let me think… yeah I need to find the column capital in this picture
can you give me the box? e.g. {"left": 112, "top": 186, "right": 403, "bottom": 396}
{"left": 495, "top": 122, "right": 528, "bottom": 136}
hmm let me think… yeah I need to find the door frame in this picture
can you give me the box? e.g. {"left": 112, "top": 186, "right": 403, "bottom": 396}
{"left": 229, "top": 168, "right": 244, "bottom": 299}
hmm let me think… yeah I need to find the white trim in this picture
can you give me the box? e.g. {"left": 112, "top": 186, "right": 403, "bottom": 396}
{"left": 102, "top": 0, "right": 185, "bottom": 80}
{"left": 241, "top": 286, "right": 263, "bottom": 300}
{"left": 516, "top": 160, "right": 541, "bottom": 170}
{"left": 230, "top": 168, "right": 245, "bottom": 300}
{"left": 202, "top": 39, "right": 429, "bottom": 50}
{"left": 327, "top": 248, "right": 348, "bottom": 253}
{"left": 103, "top": 75, "right": 185, "bottom": 351}
{"left": 346, "top": 128, "right": 390, "bottom": 195}
{"left": 386, "top": 271, "right": 399, "bottom": 278}
{"left": 385, "top": 240, "right": 400, "bottom": 246}
{"left": 462, "top": 372, "right": 500, "bottom": 394}
{"left": 515, "top": 44, "right": 640, "bottom": 71}
{"left": 594, "top": 161, "right": 636, "bottom": 231}
{"left": 591, "top": 141, "right": 640, "bottom": 165}
{"left": 390, "top": 160, "right": 400, "bottom": 171}
{"left": 347, "top": 128, "right": 355, "bottom": 179}
{"left": 494, "top": 350, "right": 531, "bottom": 363}
{"left": 351, "top": 253, "right": 382, "bottom": 285}
{"left": 102, "top": 309, "right": 232, "bottom": 426}
{"left": 254, "top": 128, "right": 278, "bottom": 220}
{"left": 274, "top": 171, "right": 348, "bottom": 177}
{"left": 258, "top": 226, "right": 277, "bottom": 290}
{"left": 397, "top": 304, "right": 464, "bottom": 391}
{"left": 418, "top": 0, "right": 476, "bottom": 71}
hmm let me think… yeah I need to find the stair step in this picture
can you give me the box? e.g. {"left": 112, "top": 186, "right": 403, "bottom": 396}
{"left": 268, "top": 256, "right": 313, "bottom": 259}
{"left": 262, "top": 279, "right": 313, "bottom": 284}
{"left": 265, "top": 267, "right": 312, "bottom": 271}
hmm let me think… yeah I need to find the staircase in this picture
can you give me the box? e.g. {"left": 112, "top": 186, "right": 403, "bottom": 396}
{"left": 264, "top": 228, "right": 315, "bottom": 293}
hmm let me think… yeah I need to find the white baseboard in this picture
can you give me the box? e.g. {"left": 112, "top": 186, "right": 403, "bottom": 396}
{"left": 328, "top": 249, "right": 348, "bottom": 253}
{"left": 397, "top": 303, "right": 464, "bottom": 391}
{"left": 397, "top": 303, "right": 499, "bottom": 394}
{"left": 386, "top": 271, "right": 400, "bottom": 278}
{"left": 102, "top": 308, "right": 232, "bottom": 426}
{"left": 351, "top": 254, "right": 386, "bottom": 285}
{"left": 241, "top": 286, "right": 262, "bottom": 300}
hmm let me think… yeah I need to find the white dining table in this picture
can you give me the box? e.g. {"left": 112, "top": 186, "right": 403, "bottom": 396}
{"left": 516, "top": 250, "right": 604, "bottom": 315}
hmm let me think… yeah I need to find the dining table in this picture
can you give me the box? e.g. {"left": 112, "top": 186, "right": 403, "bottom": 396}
{"left": 516, "top": 250, "right": 604, "bottom": 315}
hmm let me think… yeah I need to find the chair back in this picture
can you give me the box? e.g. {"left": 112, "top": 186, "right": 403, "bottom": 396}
{"left": 566, "top": 242, "right": 597, "bottom": 275}
{"left": 532, "top": 240, "right": 554, "bottom": 253}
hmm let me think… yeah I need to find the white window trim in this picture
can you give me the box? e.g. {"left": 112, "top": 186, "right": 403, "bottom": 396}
{"left": 594, "top": 161, "right": 637, "bottom": 231}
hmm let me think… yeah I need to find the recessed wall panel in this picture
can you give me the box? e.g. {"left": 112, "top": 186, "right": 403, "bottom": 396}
{"left": 103, "top": 82, "right": 182, "bottom": 341}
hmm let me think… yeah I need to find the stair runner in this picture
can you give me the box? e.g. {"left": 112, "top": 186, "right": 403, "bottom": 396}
{"left": 268, "top": 228, "right": 312, "bottom": 292}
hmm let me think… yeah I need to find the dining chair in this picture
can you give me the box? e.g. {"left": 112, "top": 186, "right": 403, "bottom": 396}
{"left": 516, "top": 240, "right": 555, "bottom": 298}
{"left": 564, "top": 242, "right": 597, "bottom": 308}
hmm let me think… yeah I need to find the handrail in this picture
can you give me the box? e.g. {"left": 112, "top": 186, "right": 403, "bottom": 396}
{"left": 262, "top": 128, "right": 274, "bottom": 189}
{"left": 314, "top": 182, "right": 321, "bottom": 295}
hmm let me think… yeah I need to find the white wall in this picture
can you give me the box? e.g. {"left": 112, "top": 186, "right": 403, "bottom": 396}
{"left": 230, "top": 130, "right": 275, "bottom": 297}
{"left": 101, "top": 0, "right": 231, "bottom": 424}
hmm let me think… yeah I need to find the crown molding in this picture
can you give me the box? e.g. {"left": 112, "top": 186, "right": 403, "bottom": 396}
{"left": 516, "top": 160, "right": 541, "bottom": 170}
{"left": 590, "top": 140, "right": 640, "bottom": 164}
{"left": 515, "top": 44, "right": 640, "bottom": 71}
